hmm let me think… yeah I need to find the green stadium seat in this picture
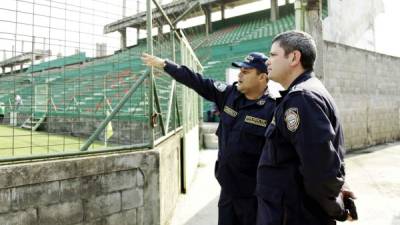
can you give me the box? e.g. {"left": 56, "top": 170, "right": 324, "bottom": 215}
{"left": 0, "top": 4, "right": 297, "bottom": 121}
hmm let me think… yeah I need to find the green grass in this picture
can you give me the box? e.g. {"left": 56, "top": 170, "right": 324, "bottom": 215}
{"left": 0, "top": 125, "right": 105, "bottom": 158}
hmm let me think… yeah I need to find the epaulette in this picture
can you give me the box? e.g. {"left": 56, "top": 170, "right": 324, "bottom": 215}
{"left": 288, "top": 84, "right": 305, "bottom": 94}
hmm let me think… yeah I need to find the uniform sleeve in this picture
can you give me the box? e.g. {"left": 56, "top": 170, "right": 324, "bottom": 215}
{"left": 282, "top": 92, "right": 347, "bottom": 220}
{"left": 164, "top": 60, "right": 229, "bottom": 107}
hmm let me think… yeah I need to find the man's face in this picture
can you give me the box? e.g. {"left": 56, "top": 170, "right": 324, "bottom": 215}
{"left": 236, "top": 67, "right": 264, "bottom": 94}
{"left": 267, "top": 42, "right": 291, "bottom": 84}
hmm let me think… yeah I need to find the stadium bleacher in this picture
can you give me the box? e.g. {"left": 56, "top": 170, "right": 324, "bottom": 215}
{"left": 0, "top": 4, "right": 299, "bottom": 121}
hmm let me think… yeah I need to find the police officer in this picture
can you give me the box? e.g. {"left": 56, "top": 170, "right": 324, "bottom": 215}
{"left": 256, "top": 31, "right": 357, "bottom": 225}
{"left": 142, "top": 52, "right": 275, "bottom": 225}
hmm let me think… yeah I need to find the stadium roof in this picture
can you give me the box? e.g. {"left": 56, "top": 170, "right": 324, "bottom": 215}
{"left": 104, "top": 0, "right": 260, "bottom": 33}
{"left": 0, "top": 50, "right": 51, "bottom": 68}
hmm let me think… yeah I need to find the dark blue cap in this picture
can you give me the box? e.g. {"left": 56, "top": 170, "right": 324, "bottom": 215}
{"left": 232, "top": 52, "right": 268, "bottom": 73}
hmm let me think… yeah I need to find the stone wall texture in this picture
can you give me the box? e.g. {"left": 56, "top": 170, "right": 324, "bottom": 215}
{"left": 0, "top": 133, "right": 182, "bottom": 225}
{"left": 323, "top": 41, "right": 400, "bottom": 150}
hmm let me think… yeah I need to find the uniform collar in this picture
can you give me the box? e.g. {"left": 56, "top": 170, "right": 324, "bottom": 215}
{"left": 240, "top": 89, "right": 270, "bottom": 109}
{"left": 278, "top": 70, "right": 313, "bottom": 101}
{"left": 232, "top": 82, "right": 242, "bottom": 101}
{"left": 288, "top": 70, "right": 313, "bottom": 90}
{"left": 231, "top": 82, "right": 270, "bottom": 108}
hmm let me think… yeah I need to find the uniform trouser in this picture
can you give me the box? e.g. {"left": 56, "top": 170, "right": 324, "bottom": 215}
{"left": 256, "top": 193, "right": 337, "bottom": 225}
{"left": 218, "top": 190, "right": 257, "bottom": 225}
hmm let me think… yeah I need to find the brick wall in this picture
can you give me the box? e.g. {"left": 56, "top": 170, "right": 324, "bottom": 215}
{"left": 324, "top": 41, "right": 400, "bottom": 150}
{"left": 0, "top": 133, "right": 182, "bottom": 225}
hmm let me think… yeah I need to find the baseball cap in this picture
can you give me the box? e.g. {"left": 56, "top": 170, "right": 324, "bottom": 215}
{"left": 232, "top": 52, "right": 268, "bottom": 73}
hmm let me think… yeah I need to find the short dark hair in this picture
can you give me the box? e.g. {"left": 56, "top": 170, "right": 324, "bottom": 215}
{"left": 272, "top": 30, "right": 316, "bottom": 70}
{"left": 255, "top": 68, "right": 265, "bottom": 75}
{"left": 255, "top": 69, "right": 268, "bottom": 82}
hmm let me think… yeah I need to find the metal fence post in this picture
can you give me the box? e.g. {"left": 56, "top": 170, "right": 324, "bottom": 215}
{"left": 147, "top": 0, "right": 155, "bottom": 148}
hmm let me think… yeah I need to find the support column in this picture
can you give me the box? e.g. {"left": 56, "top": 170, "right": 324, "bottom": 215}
{"left": 270, "top": 0, "right": 279, "bottom": 21}
{"left": 146, "top": 0, "right": 155, "bottom": 148}
{"left": 20, "top": 64, "right": 23, "bottom": 71}
{"left": 304, "top": 0, "right": 324, "bottom": 81}
{"left": 286, "top": 0, "right": 290, "bottom": 5}
{"left": 295, "top": 0, "right": 304, "bottom": 30}
{"left": 1, "top": 67, "right": 4, "bottom": 75}
{"left": 119, "top": 29, "right": 127, "bottom": 50}
{"left": 158, "top": 26, "right": 163, "bottom": 41}
{"left": 202, "top": 5, "right": 212, "bottom": 35}
{"left": 208, "top": 5, "right": 213, "bottom": 33}
{"left": 136, "top": 27, "right": 140, "bottom": 44}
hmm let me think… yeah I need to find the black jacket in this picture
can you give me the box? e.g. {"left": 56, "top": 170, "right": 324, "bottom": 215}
{"left": 257, "top": 71, "right": 347, "bottom": 225}
{"left": 164, "top": 61, "right": 275, "bottom": 197}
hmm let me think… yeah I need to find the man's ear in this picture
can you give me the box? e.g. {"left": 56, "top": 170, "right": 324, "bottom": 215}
{"left": 259, "top": 72, "right": 268, "bottom": 81}
{"left": 290, "top": 50, "right": 302, "bottom": 66}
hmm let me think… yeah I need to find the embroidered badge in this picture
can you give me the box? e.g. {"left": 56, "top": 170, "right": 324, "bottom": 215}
{"left": 223, "top": 106, "right": 238, "bottom": 117}
{"left": 244, "top": 115, "right": 267, "bottom": 127}
{"left": 257, "top": 99, "right": 266, "bottom": 105}
{"left": 284, "top": 108, "right": 300, "bottom": 132}
{"left": 244, "top": 55, "right": 254, "bottom": 63}
{"left": 213, "top": 81, "right": 227, "bottom": 92}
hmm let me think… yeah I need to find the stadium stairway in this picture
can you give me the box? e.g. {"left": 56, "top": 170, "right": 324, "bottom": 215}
{"left": 20, "top": 113, "right": 47, "bottom": 131}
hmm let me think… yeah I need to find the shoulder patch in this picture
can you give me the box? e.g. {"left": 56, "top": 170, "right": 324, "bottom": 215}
{"left": 284, "top": 108, "right": 300, "bottom": 132}
{"left": 223, "top": 106, "right": 238, "bottom": 117}
{"left": 213, "top": 81, "right": 227, "bottom": 92}
{"left": 244, "top": 115, "right": 267, "bottom": 127}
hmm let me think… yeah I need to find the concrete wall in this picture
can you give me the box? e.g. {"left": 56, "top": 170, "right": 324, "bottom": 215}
{"left": 0, "top": 133, "right": 182, "bottom": 225}
{"left": 3, "top": 113, "right": 150, "bottom": 145}
{"left": 45, "top": 116, "right": 150, "bottom": 145}
{"left": 181, "top": 125, "right": 200, "bottom": 192}
{"left": 323, "top": 41, "right": 400, "bottom": 150}
{"left": 159, "top": 135, "right": 182, "bottom": 225}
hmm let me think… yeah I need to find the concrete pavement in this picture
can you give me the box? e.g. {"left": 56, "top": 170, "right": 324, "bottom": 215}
{"left": 170, "top": 142, "right": 400, "bottom": 225}
{"left": 170, "top": 149, "right": 219, "bottom": 225}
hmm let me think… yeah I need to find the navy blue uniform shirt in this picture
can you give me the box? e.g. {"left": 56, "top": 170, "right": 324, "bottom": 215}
{"left": 164, "top": 60, "right": 275, "bottom": 197}
{"left": 257, "top": 71, "right": 346, "bottom": 225}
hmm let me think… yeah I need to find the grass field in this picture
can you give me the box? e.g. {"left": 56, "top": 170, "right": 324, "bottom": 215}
{"left": 0, "top": 125, "right": 105, "bottom": 158}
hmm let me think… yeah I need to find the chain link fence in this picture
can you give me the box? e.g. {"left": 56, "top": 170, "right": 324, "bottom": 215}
{"left": 0, "top": 0, "right": 203, "bottom": 160}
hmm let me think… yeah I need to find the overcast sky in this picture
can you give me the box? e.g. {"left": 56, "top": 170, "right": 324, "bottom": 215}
{"left": 373, "top": 0, "right": 400, "bottom": 57}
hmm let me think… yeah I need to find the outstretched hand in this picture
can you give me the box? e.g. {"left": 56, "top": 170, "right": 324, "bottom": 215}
{"left": 141, "top": 53, "right": 165, "bottom": 69}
